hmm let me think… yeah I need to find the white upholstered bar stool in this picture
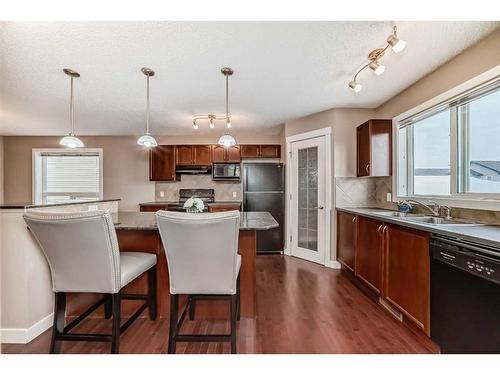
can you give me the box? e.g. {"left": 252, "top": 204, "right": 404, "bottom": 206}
{"left": 23, "top": 210, "right": 157, "bottom": 354}
{"left": 155, "top": 210, "right": 241, "bottom": 354}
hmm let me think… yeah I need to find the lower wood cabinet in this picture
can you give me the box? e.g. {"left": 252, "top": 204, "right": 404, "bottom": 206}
{"left": 140, "top": 204, "right": 168, "bottom": 212}
{"left": 383, "top": 224, "right": 430, "bottom": 335}
{"left": 356, "top": 216, "right": 384, "bottom": 294}
{"left": 208, "top": 203, "right": 241, "bottom": 213}
{"left": 336, "top": 211, "right": 357, "bottom": 271}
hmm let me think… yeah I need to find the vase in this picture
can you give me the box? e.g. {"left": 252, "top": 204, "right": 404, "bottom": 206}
{"left": 185, "top": 207, "right": 199, "bottom": 213}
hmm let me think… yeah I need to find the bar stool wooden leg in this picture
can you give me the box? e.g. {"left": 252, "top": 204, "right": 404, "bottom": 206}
{"left": 236, "top": 276, "right": 241, "bottom": 321}
{"left": 104, "top": 294, "right": 112, "bottom": 319}
{"left": 188, "top": 296, "right": 196, "bottom": 320}
{"left": 168, "top": 294, "right": 179, "bottom": 354}
{"left": 111, "top": 293, "right": 121, "bottom": 354}
{"left": 230, "top": 295, "right": 237, "bottom": 354}
{"left": 50, "top": 292, "right": 66, "bottom": 354}
{"left": 148, "top": 266, "right": 157, "bottom": 320}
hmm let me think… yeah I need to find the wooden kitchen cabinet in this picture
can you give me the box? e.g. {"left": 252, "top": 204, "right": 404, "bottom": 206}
{"left": 383, "top": 224, "right": 430, "bottom": 335}
{"left": 336, "top": 211, "right": 357, "bottom": 272}
{"left": 356, "top": 216, "right": 384, "bottom": 294}
{"left": 175, "top": 145, "right": 194, "bottom": 165}
{"left": 140, "top": 204, "right": 168, "bottom": 212}
{"left": 175, "top": 145, "right": 212, "bottom": 165}
{"left": 240, "top": 144, "right": 281, "bottom": 159}
{"left": 193, "top": 145, "right": 212, "bottom": 165}
{"left": 149, "top": 145, "right": 176, "bottom": 181}
{"left": 208, "top": 203, "right": 241, "bottom": 212}
{"left": 212, "top": 145, "right": 241, "bottom": 163}
{"left": 356, "top": 119, "right": 392, "bottom": 177}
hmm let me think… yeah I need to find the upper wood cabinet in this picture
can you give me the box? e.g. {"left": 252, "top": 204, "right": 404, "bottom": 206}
{"left": 356, "top": 216, "right": 384, "bottom": 294}
{"left": 212, "top": 145, "right": 241, "bottom": 163}
{"left": 336, "top": 211, "right": 357, "bottom": 272}
{"left": 356, "top": 119, "right": 392, "bottom": 177}
{"left": 383, "top": 224, "right": 430, "bottom": 335}
{"left": 241, "top": 144, "right": 281, "bottom": 158}
{"left": 149, "top": 145, "right": 176, "bottom": 181}
{"left": 175, "top": 145, "right": 212, "bottom": 166}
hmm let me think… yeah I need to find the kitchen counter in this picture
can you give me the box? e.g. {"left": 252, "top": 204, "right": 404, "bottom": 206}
{"left": 337, "top": 207, "right": 500, "bottom": 249}
{"left": 113, "top": 211, "right": 278, "bottom": 231}
{"left": 0, "top": 198, "right": 121, "bottom": 210}
{"left": 139, "top": 201, "right": 242, "bottom": 206}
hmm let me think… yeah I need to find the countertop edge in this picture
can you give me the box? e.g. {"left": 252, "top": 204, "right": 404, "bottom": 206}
{"left": 336, "top": 207, "right": 500, "bottom": 249}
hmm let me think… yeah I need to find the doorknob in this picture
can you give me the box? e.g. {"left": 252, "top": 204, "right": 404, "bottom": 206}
{"left": 315, "top": 206, "right": 324, "bottom": 210}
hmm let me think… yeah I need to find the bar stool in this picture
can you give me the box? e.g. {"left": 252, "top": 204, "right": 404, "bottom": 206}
{"left": 156, "top": 210, "right": 241, "bottom": 354}
{"left": 23, "top": 210, "right": 157, "bottom": 354}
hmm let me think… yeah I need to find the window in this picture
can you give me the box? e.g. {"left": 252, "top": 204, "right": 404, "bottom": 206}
{"left": 398, "top": 79, "right": 500, "bottom": 199}
{"left": 33, "top": 149, "right": 103, "bottom": 205}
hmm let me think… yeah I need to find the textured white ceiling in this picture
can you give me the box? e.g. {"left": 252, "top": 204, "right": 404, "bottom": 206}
{"left": 0, "top": 21, "right": 498, "bottom": 136}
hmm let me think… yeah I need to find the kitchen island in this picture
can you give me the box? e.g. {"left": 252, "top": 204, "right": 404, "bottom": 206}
{"left": 67, "top": 211, "right": 279, "bottom": 321}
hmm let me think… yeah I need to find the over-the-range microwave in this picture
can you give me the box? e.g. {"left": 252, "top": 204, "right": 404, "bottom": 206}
{"left": 212, "top": 163, "right": 241, "bottom": 180}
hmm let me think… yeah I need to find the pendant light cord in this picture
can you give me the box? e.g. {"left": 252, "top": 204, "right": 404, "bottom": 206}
{"left": 146, "top": 74, "right": 150, "bottom": 134}
{"left": 225, "top": 73, "right": 229, "bottom": 119}
{"left": 70, "top": 76, "right": 74, "bottom": 135}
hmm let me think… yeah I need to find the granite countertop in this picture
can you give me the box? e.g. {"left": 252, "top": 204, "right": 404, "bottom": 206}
{"left": 113, "top": 211, "right": 278, "bottom": 231}
{"left": 337, "top": 207, "right": 500, "bottom": 250}
{"left": 139, "top": 201, "right": 242, "bottom": 206}
{"left": 0, "top": 199, "right": 121, "bottom": 210}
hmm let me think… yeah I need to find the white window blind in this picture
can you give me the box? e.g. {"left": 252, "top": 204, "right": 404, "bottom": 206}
{"left": 35, "top": 151, "right": 102, "bottom": 204}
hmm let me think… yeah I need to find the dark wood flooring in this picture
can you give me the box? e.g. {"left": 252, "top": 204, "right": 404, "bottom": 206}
{"left": 1, "top": 255, "right": 436, "bottom": 354}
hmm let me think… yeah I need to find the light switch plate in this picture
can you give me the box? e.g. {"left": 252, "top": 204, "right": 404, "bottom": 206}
{"left": 232, "top": 192, "right": 237, "bottom": 198}
{"left": 88, "top": 205, "right": 99, "bottom": 211}
{"left": 160, "top": 191, "right": 165, "bottom": 198}
{"left": 386, "top": 193, "right": 392, "bottom": 202}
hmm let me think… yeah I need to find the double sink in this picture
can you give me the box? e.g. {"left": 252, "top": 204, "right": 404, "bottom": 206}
{"left": 378, "top": 211, "right": 482, "bottom": 226}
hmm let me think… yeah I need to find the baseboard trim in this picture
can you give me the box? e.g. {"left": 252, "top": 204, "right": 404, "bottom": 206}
{"left": 326, "top": 260, "right": 341, "bottom": 269}
{"left": 0, "top": 313, "right": 53, "bottom": 344}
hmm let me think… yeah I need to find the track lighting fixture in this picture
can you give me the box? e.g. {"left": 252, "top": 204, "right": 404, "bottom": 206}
{"left": 348, "top": 25, "right": 406, "bottom": 93}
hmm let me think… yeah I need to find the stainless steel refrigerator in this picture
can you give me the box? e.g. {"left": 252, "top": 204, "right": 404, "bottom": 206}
{"left": 243, "top": 162, "right": 284, "bottom": 253}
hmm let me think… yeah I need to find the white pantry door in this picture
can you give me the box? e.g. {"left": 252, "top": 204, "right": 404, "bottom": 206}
{"left": 290, "top": 136, "right": 326, "bottom": 264}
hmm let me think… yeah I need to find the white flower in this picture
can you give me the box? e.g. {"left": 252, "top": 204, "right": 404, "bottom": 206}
{"left": 183, "top": 197, "right": 204, "bottom": 212}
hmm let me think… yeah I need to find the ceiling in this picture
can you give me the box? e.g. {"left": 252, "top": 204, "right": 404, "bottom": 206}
{"left": 0, "top": 21, "right": 498, "bottom": 136}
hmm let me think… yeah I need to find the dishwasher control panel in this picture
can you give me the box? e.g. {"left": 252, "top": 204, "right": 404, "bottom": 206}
{"left": 430, "top": 237, "right": 500, "bottom": 285}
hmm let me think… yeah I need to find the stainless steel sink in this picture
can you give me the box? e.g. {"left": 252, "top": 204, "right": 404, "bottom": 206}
{"left": 403, "top": 216, "right": 480, "bottom": 226}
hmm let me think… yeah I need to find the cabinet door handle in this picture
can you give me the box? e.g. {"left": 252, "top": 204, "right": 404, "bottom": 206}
{"left": 365, "top": 164, "right": 370, "bottom": 173}
{"left": 352, "top": 216, "right": 357, "bottom": 223}
{"left": 377, "top": 224, "right": 383, "bottom": 235}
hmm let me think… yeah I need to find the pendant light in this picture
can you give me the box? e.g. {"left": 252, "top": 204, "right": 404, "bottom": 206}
{"left": 60, "top": 68, "right": 84, "bottom": 148}
{"left": 217, "top": 67, "right": 236, "bottom": 148}
{"left": 137, "top": 67, "right": 158, "bottom": 148}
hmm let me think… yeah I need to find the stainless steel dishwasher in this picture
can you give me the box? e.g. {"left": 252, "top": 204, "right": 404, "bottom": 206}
{"left": 430, "top": 235, "right": 500, "bottom": 353}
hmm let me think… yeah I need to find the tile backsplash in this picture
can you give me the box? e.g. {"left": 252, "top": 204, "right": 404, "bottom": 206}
{"left": 155, "top": 175, "right": 242, "bottom": 201}
{"left": 335, "top": 176, "right": 395, "bottom": 210}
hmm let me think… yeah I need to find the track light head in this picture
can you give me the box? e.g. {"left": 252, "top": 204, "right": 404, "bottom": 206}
{"left": 369, "top": 61, "right": 385, "bottom": 76}
{"left": 348, "top": 80, "right": 362, "bottom": 93}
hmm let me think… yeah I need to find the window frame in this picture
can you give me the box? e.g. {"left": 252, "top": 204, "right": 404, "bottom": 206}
{"left": 32, "top": 148, "right": 104, "bottom": 205}
{"left": 393, "top": 66, "right": 500, "bottom": 210}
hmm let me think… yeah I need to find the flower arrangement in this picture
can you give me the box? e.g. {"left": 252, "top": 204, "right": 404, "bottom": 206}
{"left": 183, "top": 197, "right": 205, "bottom": 213}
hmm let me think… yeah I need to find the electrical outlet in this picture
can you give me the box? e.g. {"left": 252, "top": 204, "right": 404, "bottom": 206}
{"left": 386, "top": 193, "right": 392, "bottom": 202}
{"left": 160, "top": 191, "right": 165, "bottom": 198}
{"left": 232, "top": 192, "right": 237, "bottom": 198}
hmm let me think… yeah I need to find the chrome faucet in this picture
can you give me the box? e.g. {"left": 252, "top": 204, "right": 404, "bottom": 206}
{"left": 407, "top": 199, "right": 451, "bottom": 218}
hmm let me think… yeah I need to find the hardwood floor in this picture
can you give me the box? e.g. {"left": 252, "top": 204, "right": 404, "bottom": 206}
{"left": 1, "top": 255, "right": 436, "bottom": 354}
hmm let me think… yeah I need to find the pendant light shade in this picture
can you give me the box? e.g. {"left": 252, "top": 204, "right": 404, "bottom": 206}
{"left": 60, "top": 135, "right": 84, "bottom": 148}
{"left": 137, "top": 133, "right": 158, "bottom": 147}
{"left": 61, "top": 68, "right": 84, "bottom": 148}
{"left": 138, "top": 67, "right": 158, "bottom": 148}
{"left": 218, "top": 133, "right": 236, "bottom": 148}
